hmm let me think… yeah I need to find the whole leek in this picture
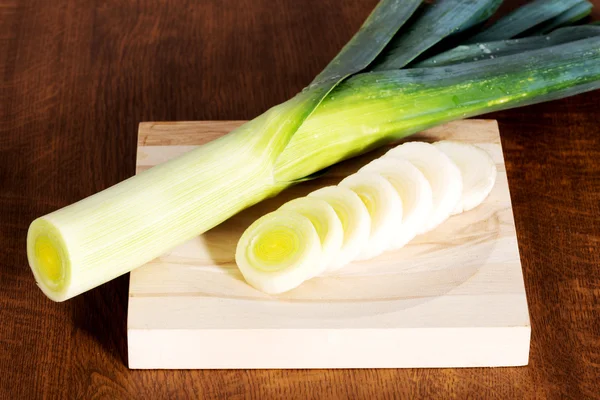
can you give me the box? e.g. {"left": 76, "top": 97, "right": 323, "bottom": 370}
{"left": 27, "top": 0, "right": 600, "bottom": 302}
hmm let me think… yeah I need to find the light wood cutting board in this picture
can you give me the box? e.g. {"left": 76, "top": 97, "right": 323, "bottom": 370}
{"left": 127, "top": 119, "right": 531, "bottom": 369}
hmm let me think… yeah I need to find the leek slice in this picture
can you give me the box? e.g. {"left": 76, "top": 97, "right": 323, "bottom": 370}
{"left": 26, "top": 1, "right": 600, "bottom": 302}
{"left": 279, "top": 197, "right": 343, "bottom": 275}
{"left": 466, "top": 0, "right": 584, "bottom": 43}
{"left": 235, "top": 210, "right": 321, "bottom": 294}
{"left": 339, "top": 172, "right": 403, "bottom": 260}
{"left": 308, "top": 186, "right": 371, "bottom": 270}
{"left": 434, "top": 141, "right": 497, "bottom": 213}
{"left": 360, "top": 158, "right": 432, "bottom": 249}
{"left": 385, "top": 142, "right": 462, "bottom": 232}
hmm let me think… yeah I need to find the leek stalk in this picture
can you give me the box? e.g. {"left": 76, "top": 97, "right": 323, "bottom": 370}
{"left": 27, "top": 0, "right": 419, "bottom": 301}
{"left": 275, "top": 37, "right": 600, "bottom": 181}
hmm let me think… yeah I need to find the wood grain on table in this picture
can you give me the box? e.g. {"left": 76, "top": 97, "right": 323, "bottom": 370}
{"left": 1, "top": 0, "right": 599, "bottom": 398}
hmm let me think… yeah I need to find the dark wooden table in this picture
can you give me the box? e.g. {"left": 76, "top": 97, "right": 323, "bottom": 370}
{"left": 2, "top": 0, "right": 599, "bottom": 398}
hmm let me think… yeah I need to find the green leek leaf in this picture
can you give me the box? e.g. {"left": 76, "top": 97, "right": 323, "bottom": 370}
{"left": 414, "top": 25, "right": 600, "bottom": 67}
{"left": 372, "top": 0, "right": 500, "bottom": 70}
{"left": 466, "top": 0, "right": 584, "bottom": 43}
{"left": 528, "top": 1, "right": 593, "bottom": 35}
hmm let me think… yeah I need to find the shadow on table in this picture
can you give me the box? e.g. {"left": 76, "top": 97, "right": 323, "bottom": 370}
{"left": 72, "top": 274, "right": 130, "bottom": 366}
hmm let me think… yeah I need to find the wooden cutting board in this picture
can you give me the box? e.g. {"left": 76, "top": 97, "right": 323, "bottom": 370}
{"left": 127, "top": 119, "right": 530, "bottom": 369}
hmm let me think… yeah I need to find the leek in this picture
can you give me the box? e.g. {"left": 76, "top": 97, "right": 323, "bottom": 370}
{"left": 372, "top": 0, "right": 501, "bottom": 70}
{"left": 279, "top": 197, "right": 343, "bottom": 275}
{"left": 385, "top": 142, "right": 462, "bottom": 232}
{"left": 339, "top": 173, "right": 404, "bottom": 260}
{"left": 414, "top": 25, "right": 600, "bottom": 68}
{"left": 235, "top": 210, "right": 322, "bottom": 294}
{"left": 27, "top": 0, "right": 600, "bottom": 302}
{"left": 360, "top": 158, "right": 433, "bottom": 249}
{"left": 434, "top": 141, "right": 497, "bottom": 214}
{"left": 237, "top": 141, "right": 497, "bottom": 292}
{"left": 528, "top": 1, "right": 593, "bottom": 35}
{"left": 465, "top": 0, "right": 585, "bottom": 42}
{"left": 308, "top": 187, "right": 371, "bottom": 270}
{"left": 274, "top": 37, "right": 600, "bottom": 181}
{"left": 27, "top": 0, "right": 418, "bottom": 301}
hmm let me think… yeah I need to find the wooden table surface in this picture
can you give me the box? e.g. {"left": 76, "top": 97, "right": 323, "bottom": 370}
{"left": 1, "top": 0, "right": 599, "bottom": 398}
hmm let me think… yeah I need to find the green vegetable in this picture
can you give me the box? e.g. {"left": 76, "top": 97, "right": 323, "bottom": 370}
{"left": 27, "top": 0, "right": 420, "bottom": 302}
{"left": 275, "top": 37, "right": 600, "bottom": 181}
{"left": 372, "top": 0, "right": 501, "bottom": 70}
{"left": 528, "top": 1, "right": 593, "bottom": 35}
{"left": 466, "top": 0, "right": 584, "bottom": 42}
{"left": 414, "top": 26, "right": 600, "bottom": 68}
{"left": 27, "top": 0, "right": 600, "bottom": 302}
{"left": 308, "top": 187, "right": 371, "bottom": 270}
{"left": 455, "top": 0, "right": 504, "bottom": 34}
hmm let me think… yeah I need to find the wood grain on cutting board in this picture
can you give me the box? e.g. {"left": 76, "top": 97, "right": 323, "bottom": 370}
{"left": 128, "top": 119, "right": 530, "bottom": 369}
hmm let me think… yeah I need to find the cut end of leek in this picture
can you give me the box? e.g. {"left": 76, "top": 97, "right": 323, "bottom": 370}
{"left": 339, "top": 172, "right": 403, "bottom": 260}
{"left": 434, "top": 140, "right": 497, "bottom": 213}
{"left": 235, "top": 210, "right": 322, "bottom": 294}
{"left": 279, "top": 197, "right": 343, "bottom": 276}
{"left": 27, "top": 218, "right": 70, "bottom": 302}
{"left": 385, "top": 142, "right": 463, "bottom": 233}
{"left": 308, "top": 186, "right": 371, "bottom": 271}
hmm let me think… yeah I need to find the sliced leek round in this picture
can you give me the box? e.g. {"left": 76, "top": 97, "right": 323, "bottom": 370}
{"left": 385, "top": 142, "right": 462, "bottom": 233}
{"left": 235, "top": 210, "right": 322, "bottom": 294}
{"left": 308, "top": 186, "right": 371, "bottom": 270}
{"left": 279, "top": 197, "right": 343, "bottom": 276}
{"left": 434, "top": 141, "right": 497, "bottom": 213}
{"left": 339, "top": 172, "right": 403, "bottom": 260}
{"left": 360, "top": 158, "right": 432, "bottom": 249}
